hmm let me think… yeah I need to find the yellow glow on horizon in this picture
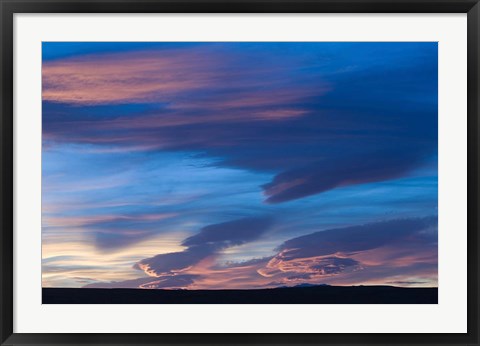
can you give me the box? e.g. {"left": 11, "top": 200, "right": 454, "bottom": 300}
{"left": 42, "top": 230, "right": 189, "bottom": 286}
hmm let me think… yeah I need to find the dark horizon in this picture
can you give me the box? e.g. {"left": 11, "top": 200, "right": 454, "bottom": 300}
{"left": 43, "top": 285, "right": 438, "bottom": 304}
{"left": 46, "top": 283, "right": 439, "bottom": 290}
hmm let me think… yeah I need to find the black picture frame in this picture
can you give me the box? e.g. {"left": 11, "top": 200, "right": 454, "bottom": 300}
{"left": 1, "top": 0, "right": 479, "bottom": 345}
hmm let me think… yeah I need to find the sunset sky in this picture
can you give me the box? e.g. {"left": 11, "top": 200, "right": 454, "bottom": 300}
{"left": 42, "top": 42, "right": 438, "bottom": 289}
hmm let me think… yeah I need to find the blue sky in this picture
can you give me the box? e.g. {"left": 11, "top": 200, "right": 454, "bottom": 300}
{"left": 42, "top": 42, "right": 438, "bottom": 289}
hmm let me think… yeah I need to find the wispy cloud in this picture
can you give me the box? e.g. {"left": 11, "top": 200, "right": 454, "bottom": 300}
{"left": 43, "top": 212, "right": 176, "bottom": 228}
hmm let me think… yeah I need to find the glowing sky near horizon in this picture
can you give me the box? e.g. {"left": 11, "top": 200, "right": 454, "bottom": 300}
{"left": 41, "top": 42, "right": 438, "bottom": 289}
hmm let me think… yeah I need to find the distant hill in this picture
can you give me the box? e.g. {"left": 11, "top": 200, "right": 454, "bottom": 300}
{"left": 293, "top": 283, "right": 328, "bottom": 288}
{"left": 43, "top": 285, "right": 437, "bottom": 304}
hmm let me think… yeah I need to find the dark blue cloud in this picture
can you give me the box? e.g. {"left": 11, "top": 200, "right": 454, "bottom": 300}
{"left": 278, "top": 216, "right": 437, "bottom": 259}
{"left": 262, "top": 147, "right": 430, "bottom": 203}
{"left": 134, "top": 245, "right": 216, "bottom": 275}
{"left": 134, "top": 216, "right": 273, "bottom": 276}
{"left": 182, "top": 217, "right": 273, "bottom": 247}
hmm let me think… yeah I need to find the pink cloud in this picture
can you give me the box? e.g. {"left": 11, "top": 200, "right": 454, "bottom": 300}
{"left": 81, "top": 217, "right": 438, "bottom": 289}
{"left": 42, "top": 48, "right": 223, "bottom": 105}
{"left": 42, "top": 47, "right": 325, "bottom": 145}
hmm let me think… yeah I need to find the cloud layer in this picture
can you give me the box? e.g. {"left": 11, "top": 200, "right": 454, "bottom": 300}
{"left": 43, "top": 42, "right": 437, "bottom": 203}
{"left": 86, "top": 216, "right": 437, "bottom": 289}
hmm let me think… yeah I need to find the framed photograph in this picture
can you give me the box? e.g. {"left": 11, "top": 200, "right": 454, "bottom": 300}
{"left": 1, "top": 0, "right": 479, "bottom": 345}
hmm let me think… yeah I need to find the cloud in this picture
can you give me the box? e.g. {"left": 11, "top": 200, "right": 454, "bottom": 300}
{"left": 279, "top": 257, "right": 361, "bottom": 282}
{"left": 258, "top": 217, "right": 437, "bottom": 284}
{"left": 137, "top": 275, "right": 199, "bottom": 289}
{"left": 84, "top": 274, "right": 198, "bottom": 289}
{"left": 134, "top": 216, "right": 273, "bottom": 277}
{"left": 220, "top": 256, "right": 274, "bottom": 268}
{"left": 83, "top": 216, "right": 437, "bottom": 289}
{"left": 262, "top": 149, "right": 429, "bottom": 204}
{"left": 43, "top": 212, "right": 176, "bottom": 228}
{"left": 80, "top": 217, "right": 274, "bottom": 289}
{"left": 43, "top": 42, "right": 437, "bottom": 204}
{"left": 278, "top": 216, "right": 436, "bottom": 258}
{"left": 43, "top": 211, "right": 179, "bottom": 250}
{"left": 134, "top": 245, "right": 216, "bottom": 276}
{"left": 42, "top": 47, "right": 220, "bottom": 104}
{"left": 182, "top": 217, "right": 273, "bottom": 248}
{"left": 42, "top": 44, "right": 324, "bottom": 111}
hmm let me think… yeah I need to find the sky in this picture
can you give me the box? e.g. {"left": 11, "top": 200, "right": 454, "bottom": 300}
{"left": 42, "top": 42, "right": 438, "bottom": 289}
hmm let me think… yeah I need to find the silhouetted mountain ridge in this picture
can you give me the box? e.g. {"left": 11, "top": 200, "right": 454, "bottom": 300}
{"left": 43, "top": 285, "right": 437, "bottom": 304}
